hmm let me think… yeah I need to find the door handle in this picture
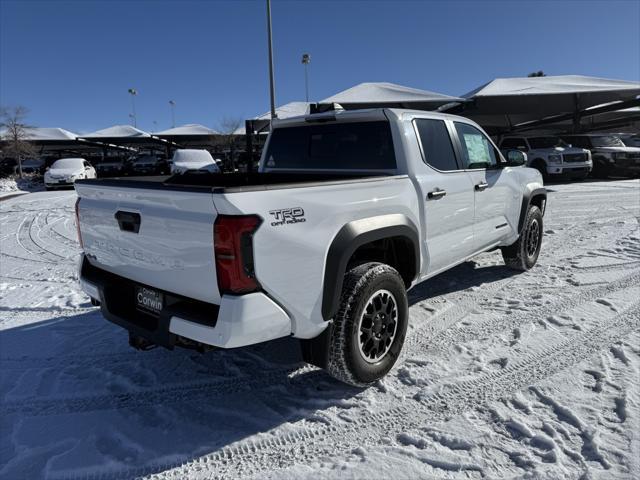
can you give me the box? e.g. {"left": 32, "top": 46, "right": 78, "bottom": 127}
{"left": 475, "top": 182, "right": 489, "bottom": 191}
{"left": 427, "top": 189, "right": 447, "bottom": 199}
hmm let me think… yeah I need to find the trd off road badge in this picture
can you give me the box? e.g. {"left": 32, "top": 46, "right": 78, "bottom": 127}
{"left": 269, "top": 207, "right": 306, "bottom": 226}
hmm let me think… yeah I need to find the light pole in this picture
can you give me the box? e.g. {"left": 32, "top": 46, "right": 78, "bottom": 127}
{"left": 266, "top": 0, "right": 277, "bottom": 123}
{"left": 128, "top": 88, "right": 137, "bottom": 127}
{"left": 302, "top": 53, "right": 310, "bottom": 102}
{"left": 169, "top": 100, "right": 176, "bottom": 128}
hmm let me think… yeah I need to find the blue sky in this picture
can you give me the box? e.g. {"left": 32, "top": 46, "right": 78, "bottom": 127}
{"left": 1, "top": 0, "right": 638, "bottom": 133}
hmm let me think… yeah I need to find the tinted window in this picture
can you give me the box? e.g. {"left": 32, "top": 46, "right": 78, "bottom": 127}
{"left": 501, "top": 138, "right": 528, "bottom": 150}
{"left": 454, "top": 123, "right": 499, "bottom": 169}
{"left": 264, "top": 121, "right": 396, "bottom": 170}
{"left": 563, "top": 136, "right": 590, "bottom": 149}
{"left": 527, "top": 137, "right": 570, "bottom": 149}
{"left": 591, "top": 136, "right": 625, "bottom": 147}
{"left": 414, "top": 119, "right": 459, "bottom": 171}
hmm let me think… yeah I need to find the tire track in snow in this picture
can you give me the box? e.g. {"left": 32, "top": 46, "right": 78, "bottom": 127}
{"left": 121, "top": 304, "right": 640, "bottom": 480}
{"left": 43, "top": 211, "right": 79, "bottom": 250}
{"left": 409, "top": 270, "right": 640, "bottom": 355}
{"left": 6, "top": 274, "right": 637, "bottom": 419}
{"left": 31, "top": 211, "right": 75, "bottom": 260}
{"left": 1, "top": 363, "right": 316, "bottom": 417}
{"left": 14, "top": 213, "right": 64, "bottom": 263}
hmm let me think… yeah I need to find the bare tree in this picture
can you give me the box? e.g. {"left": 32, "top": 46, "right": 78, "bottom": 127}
{"left": 527, "top": 71, "right": 546, "bottom": 78}
{"left": 1, "top": 106, "right": 36, "bottom": 178}
{"left": 218, "top": 116, "right": 243, "bottom": 171}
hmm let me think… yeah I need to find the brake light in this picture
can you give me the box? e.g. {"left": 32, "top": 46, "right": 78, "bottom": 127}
{"left": 75, "top": 197, "right": 84, "bottom": 249}
{"left": 214, "top": 215, "right": 262, "bottom": 294}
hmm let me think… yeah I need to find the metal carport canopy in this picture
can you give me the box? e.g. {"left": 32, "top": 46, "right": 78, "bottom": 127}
{"left": 320, "top": 82, "right": 464, "bottom": 110}
{"left": 154, "top": 124, "right": 220, "bottom": 137}
{"left": 79, "top": 125, "right": 175, "bottom": 147}
{"left": 240, "top": 102, "right": 311, "bottom": 134}
{"left": 243, "top": 83, "right": 463, "bottom": 134}
{"left": 153, "top": 124, "right": 221, "bottom": 147}
{"left": 448, "top": 75, "right": 640, "bottom": 134}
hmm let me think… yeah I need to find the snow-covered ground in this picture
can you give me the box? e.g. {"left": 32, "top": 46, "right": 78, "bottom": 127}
{"left": 1, "top": 180, "right": 639, "bottom": 480}
{"left": 0, "top": 176, "right": 45, "bottom": 199}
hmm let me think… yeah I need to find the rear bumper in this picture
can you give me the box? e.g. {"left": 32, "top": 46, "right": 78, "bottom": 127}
{"left": 79, "top": 255, "right": 291, "bottom": 349}
{"left": 45, "top": 180, "right": 74, "bottom": 187}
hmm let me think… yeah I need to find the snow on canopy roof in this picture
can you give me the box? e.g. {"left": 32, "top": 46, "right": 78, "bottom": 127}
{"left": 234, "top": 102, "right": 311, "bottom": 134}
{"left": 464, "top": 75, "right": 640, "bottom": 98}
{"left": 0, "top": 127, "right": 78, "bottom": 141}
{"left": 154, "top": 124, "right": 220, "bottom": 136}
{"left": 81, "top": 125, "right": 151, "bottom": 139}
{"left": 254, "top": 102, "right": 311, "bottom": 121}
{"left": 321, "top": 82, "right": 464, "bottom": 107}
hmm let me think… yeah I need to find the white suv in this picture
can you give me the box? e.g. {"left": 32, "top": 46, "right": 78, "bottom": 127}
{"left": 500, "top": 136, "right": 592, "bottom": 180}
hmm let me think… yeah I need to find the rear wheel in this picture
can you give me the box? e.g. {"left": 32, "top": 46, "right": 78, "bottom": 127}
{"left": 501, "top": 205, "right": 543, "bottom": 271}
{"left": 325, "top": 262, "right": 408, "bottom": 387}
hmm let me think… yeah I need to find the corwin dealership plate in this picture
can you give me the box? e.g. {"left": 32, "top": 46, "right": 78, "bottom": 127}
{"left": 135, "top": 285, "right": 163, "bottom": 316}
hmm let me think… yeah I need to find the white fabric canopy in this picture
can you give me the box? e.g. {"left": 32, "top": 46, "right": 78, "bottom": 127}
{"left": 465, "top": 75, "right": 640, "bottom": 99}
{"left": 81, "top": 125, "right": 151, "bottom": 139}
{"left": 0, "top": 127, "right": 78, "bottom": 142}
{"left": 253, "top": 102, "right": 310, "bottom": 121}
{"left": 154, "top": 124, "right": 220, "bottom": 136}
{"left": 321, "top": 82, "right": 463, "bottom": 109}
{"left": 455, "top": 75, "right": 640, "bottom": 133}
{"left": 236, "top": 102, "right": 311, "bottom": 134}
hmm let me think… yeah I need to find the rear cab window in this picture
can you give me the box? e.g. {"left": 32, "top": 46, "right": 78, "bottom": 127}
{"left": 414, "top": 118, "right": 459, "bottom": 171}
{"left": 263, "top": 121, "right": 396, "bottom": 171}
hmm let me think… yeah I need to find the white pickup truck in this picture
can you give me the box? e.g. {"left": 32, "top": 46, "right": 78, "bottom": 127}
{"left": 75, "top": 108, "right": 546, "bottom": 386}
{"left": 499, "top": 135, "right": 592, "bottom": 180}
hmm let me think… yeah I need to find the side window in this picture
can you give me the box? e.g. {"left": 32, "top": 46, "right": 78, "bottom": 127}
{"left": 500, "top": 138, "right": 528, "bottom": 151}
{"left": 454, "top": 122, "right": 499, "bottom": 169}
{"left": 414, "top": 119, "right": 459, "bottom": 171}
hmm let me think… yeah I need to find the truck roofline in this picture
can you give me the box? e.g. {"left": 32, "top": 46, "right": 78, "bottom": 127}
{"left": 271, "top": 107, "right": 471, "bottom": 129}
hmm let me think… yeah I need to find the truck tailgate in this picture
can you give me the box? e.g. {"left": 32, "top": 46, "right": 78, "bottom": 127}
{"left": 75, "top": 183, "right": 220, "bottom": 304}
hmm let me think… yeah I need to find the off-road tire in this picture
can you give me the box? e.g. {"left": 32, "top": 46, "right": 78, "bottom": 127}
{"left": 326, "top": 262, "right": 408, "bottom": 387}
{"left": 501, "top": 205, "right": 543, "bottom": 271}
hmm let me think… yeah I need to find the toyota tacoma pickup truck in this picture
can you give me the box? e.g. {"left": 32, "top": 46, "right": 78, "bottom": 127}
{"left": 499, "top": 135, "right": 592, "bottom": 180}
{"left": 75, "top": 107, "right": 546, "bottom": 386}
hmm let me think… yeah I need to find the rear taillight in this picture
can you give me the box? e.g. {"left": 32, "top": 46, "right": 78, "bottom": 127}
{"left": 75, "top": 197, "right": 84, "bottom": 249}
{"left": 214, "top": 215, "right": 262, "bottom": 294}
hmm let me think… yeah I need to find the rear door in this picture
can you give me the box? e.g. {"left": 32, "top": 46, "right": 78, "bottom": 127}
{"left": 413, "top": 118, "right": 476, "bottom": 275}
{"left": 76, "top": 183, "right": 221, "bottom": 304}
{"left": 452, "top": 122, "right": 520, "bottom": 251}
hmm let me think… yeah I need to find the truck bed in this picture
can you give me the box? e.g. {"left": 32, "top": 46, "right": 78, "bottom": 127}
{"left": 77, "top": 172, "right": 395, "bottom": 194}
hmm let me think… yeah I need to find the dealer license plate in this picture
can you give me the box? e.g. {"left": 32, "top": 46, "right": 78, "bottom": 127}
{"left": 135, "top": 285, "right": 163, "bottom": 316}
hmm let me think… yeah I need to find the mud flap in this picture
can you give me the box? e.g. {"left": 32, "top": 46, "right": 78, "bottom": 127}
{"left": 300, "top": 323, "right": 333, "bottom": 369}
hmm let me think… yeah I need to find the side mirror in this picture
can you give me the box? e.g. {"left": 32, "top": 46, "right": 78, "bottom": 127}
{"left": 503, "top": 149, "right": 527, "bottom": 167}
